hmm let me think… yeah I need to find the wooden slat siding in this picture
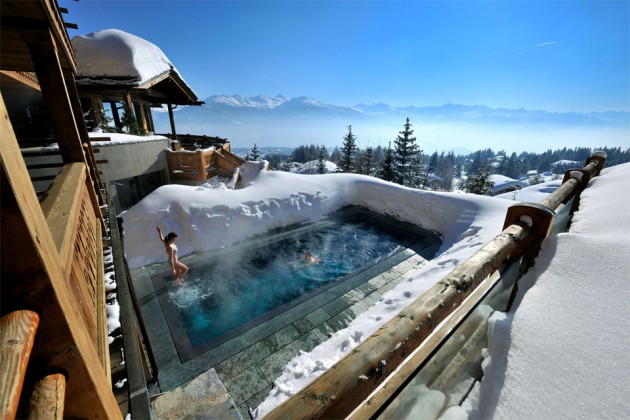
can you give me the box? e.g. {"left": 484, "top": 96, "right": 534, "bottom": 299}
{"left": 1, "top": 94, "right": 121, "bottom": 418}
{"left": 0, "top": 70, "right": 40, "bottom": 91}
{"left": 26, "top": 373, "right": 66, "bottom": 420}
{"left": 40, "top": 164, "right": 103, "bottom": 359}
{"left": 25, "top": 162, "right": 65, "bottom": 170}
{"left": 0, "top": 310, "right": 40, "bottom": 420}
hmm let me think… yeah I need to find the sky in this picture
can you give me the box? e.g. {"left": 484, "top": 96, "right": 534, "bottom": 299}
{"left": 63, "top": 0, "right": 629, "bottom": 113}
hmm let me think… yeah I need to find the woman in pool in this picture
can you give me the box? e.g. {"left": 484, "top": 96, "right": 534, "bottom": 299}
{"left": 156, "top": 226, "right": 189, "bottom": 285}
{"left": 289, "top": 251, "right": 322, "bottom": 267}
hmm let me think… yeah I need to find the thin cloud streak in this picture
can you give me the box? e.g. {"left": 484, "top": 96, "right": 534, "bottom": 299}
{"left": 446, "top": 41, "right": 559, "bottom": 64}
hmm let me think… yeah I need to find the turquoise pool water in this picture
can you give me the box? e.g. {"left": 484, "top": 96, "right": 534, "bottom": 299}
{"left": 152, "top": 207, "right": 441, "bottom": 361}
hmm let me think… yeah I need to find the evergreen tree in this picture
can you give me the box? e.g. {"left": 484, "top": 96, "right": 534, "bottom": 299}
{"left": 329, "top": 146, "right": 342, "bottom": 163}
{"left": 378, "top": 142, "right": 396, "bottom": 182}
{"left": 121, "top": 104, "right": 143, "bottom": 135}
{"left": 363, "top": 147, "right": 375, "bottom": 176}
{"left": 317, "top": 146, "right": 327, "bottom": 174}
{"left": 422, "top": 151, "right": 439, "bottom": 188}
{"left": 337, "top": 125, "right": 357, "bottom": 173}
{"left": 505, "top": 152, "right": 521, "bottom": 179}
{"left": 250, "top": 143, "right": 260, "bottom": 161}
{"left": 529, "top": 173, "right": 543, "bottom": 186}
{"left": 97, "top": 107, "right": 114, "bottom": 132}
{"left": 464, "top": 166, "right": 494, "bottom": 196}
{"left": 393, "top": 118, "right": 423, "bottom": 187}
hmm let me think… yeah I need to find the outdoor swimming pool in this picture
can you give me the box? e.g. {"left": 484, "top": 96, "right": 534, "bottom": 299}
{"left": 149, "top": 206, "right": 442, "bottom": 362}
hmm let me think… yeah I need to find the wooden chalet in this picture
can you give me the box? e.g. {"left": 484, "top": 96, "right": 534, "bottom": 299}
{"left": 1, "top": 0, "right": 121, "bottom": 418}
{"left": 71, "top": 28, "right": 201, "bottom": 138}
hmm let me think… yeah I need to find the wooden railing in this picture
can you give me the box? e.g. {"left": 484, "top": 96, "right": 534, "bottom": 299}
{"left": 166, "top": 146, "right": 246, "bottom": 183}
{"left": 266, "top": 152, "right": 607, "bottom": 419}
{"left": 40, "top": 162, "right": 110, "bottom": 374}
{"left": 1, "top": 149, "right": 118, "bottom": 417}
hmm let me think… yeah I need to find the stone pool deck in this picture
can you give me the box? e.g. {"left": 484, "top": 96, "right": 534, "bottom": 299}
{"left": 138, "top": 248, "right": 433, "bottom": 418}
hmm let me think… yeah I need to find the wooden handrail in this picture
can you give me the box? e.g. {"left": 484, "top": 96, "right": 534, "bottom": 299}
{"left": 267, "top": 152, "right": 607, "bottom": 419}
{"left": 0, "top": 310, "right": 40, "bottom": 419}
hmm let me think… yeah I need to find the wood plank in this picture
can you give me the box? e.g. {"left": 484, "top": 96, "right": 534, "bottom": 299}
{"left": 40, "top": 162, "right": 85, "bottom": 268}
{"left": 0, "top": 310, "right": 40, "bottom": 420}
{"left": 1, "top": 93, "right": 122, "bottom": 419}
{"left": 26, "top": 373, "right": 66, "bottom": 420}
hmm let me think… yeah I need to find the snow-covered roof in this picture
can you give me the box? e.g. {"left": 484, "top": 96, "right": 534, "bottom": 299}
{"left": 489, "top": 174, "right": 528, "bottom": 194}
{"left": 550, "top": 159, "right": 581, "bottom": 168}
{"left": 72, "top": 29, "right": 178, "bottom": 87}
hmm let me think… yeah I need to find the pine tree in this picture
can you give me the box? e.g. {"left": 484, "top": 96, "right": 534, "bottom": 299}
{"left": 505, "top": 152, "right": 521, "bottom": 179}
{"left": 317, "top": 146, "right": 327, "bottom": 174}
{"left": 97, "top": 107, "right": 114, "bottom": 132}
{"left": 464, "top": 166, "right": 494, "bottom": 196}
{"left": 393, "top": 118, "right": 423, "bottom": 187}
{"left": 121, "top": 104, "right": 143, "bottom": 135}
{"left": 337, "top": 125, "right": 357, "bottom": 173}
{"left": 250, "top": 143, "right": 260, "bottom": 161}
{"left": 363, "top": 147, "right": 374, "bottom": 176}
{"left": 378, "top": 142, "right": 396, "bottom": 182}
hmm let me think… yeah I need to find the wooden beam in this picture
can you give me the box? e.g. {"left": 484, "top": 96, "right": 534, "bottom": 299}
{"left": 23, "top": 28, "right": 85, "bottom": 164}
{"left": 1, "top": 93, "right": 121, "bottom": 419}
{"left": 0, "top": 310, "right": 40, "bottom": 420}
{"left": 167, "top": 103, "right": 177, "bottom": 139}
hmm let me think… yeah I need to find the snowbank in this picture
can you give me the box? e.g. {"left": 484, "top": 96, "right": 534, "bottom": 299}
{"left": 470, "top": 162, "right": 630, "bottom": 418}
{"left": 121, "top": 171, "right": 512, "bottom": 270}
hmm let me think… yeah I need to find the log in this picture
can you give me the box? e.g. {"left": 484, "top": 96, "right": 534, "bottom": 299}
{"left": 0, "top": 310, "right": 40, "bottom": 420}
{"left": 26, "top": 373, "right": 66, "bottom": 420}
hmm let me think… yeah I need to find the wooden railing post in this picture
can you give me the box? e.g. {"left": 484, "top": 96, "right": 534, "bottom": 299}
{"left": 0, "top": 310, "right": 40, "bottom": 419}
{"left": 26, "top": 373, "right": 66, "bottom": 420}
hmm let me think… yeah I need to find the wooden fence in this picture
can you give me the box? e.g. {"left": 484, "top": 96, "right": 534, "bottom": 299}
{"left": 166, "top": 146, "right": 245, "bottom": 184}
{"left": 265, "top": 152, "right": 607, "bottom": 419}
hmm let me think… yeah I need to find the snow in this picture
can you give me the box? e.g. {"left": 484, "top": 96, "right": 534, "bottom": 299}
{"left": 121, "top": 171, "right": 511, "bottom": 270}
{"left": 470, "top": 162, "right": 630, "bottom": 418}
{"left": 120, "top": 160, "right": 630, "bottom": 418}
{"left": 72, "top": 29, "right": 181, "bottom": 86}
{"left": 88, "top": 130, "right": 169, "bottom": 147}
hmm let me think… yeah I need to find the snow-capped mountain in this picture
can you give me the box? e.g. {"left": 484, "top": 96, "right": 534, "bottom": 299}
{"left": 152, "top": 94, "right": 630, "bottom": 150}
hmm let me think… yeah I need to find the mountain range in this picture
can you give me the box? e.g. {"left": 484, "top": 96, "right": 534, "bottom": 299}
{"left": 152, "top": 94, "right": 630, "bottom": 151}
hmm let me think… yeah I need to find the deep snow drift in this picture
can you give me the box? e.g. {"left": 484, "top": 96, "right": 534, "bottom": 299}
{"left": 468, "top": 162, "right": 630, "bottom": 419}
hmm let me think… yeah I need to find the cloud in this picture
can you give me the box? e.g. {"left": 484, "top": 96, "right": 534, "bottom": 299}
{"left": 446, "top": 41, "right": 559, "bottom": 64}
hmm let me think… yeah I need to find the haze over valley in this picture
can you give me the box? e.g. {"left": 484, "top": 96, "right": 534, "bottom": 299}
{"left": 153, "top": 94, "right": 630, "bottom": 154}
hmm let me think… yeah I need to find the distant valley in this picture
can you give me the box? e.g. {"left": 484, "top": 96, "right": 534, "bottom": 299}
{"left": 152, "top": 95, "right": 630, "bottom": 153}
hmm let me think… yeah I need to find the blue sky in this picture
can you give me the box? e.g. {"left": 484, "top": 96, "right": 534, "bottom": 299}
{"left": 64, "top": 0, "right": 629, "bottom": 114}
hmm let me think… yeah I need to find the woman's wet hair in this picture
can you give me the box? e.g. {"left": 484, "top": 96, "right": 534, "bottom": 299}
{"left": 164, "top": 232, "right": 178, "bottom": 243}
